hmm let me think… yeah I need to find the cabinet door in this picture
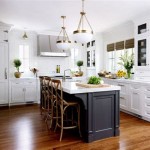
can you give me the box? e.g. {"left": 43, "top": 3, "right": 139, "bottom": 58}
{"left": 120, "top": 94, "right": 128, "bottom": 111}
{"left": 24, "top": 81, "right": 37, "bottom": 102}
{"left": 0, "top": 30, "right": 8, "bottom": 42}
{"left": 135, "top": 37, "right": 150, "bottom": 70}
{"left": 24, "top": 86, "right": 36, "bottom": 102}
{"left": 0, "top": 43, "right": 8, "bottom": 104}
{"left": 11, "top": 83, "right": 24, "bottom": 102}
{"left": 0, "top": 81, "right": 8, "bottom": 104}
{"left": 129, "top": 89, "right": 141, "bottom": 115}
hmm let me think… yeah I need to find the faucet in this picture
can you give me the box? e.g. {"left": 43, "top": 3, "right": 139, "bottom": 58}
{"left": 63, "top": 69, "right": 71, "bottom": 81}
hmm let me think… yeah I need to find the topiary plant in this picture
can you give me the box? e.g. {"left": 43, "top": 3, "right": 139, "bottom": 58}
{"left": 13, "top": 59, "right": 22, "bottom": 72}
{"left": 76, "top": 60, "right": 83, "bottom": 76}
{"left": 77, "top": 60, "right": 83, "bottom": 67}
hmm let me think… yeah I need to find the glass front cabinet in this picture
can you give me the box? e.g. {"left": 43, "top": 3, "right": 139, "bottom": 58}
{"left": 135, "top": 22, "right": 150, "bottom": 68}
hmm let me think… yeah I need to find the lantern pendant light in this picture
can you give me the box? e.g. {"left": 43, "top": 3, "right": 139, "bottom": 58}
{"left": 22, "top": 31, "right": 28, "bottom": 39}
{"left": 73, "top": 0, "right": 93, "bottom": 43}
{"left": 56, "top": 16, "right": 71, "bottom": 50}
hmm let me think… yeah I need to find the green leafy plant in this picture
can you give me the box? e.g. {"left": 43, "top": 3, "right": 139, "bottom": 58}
{"left": 77, "top": 60, "right": 83, "bottom": 67}
{"left": 13, "top": 59, "right": 22, "bottom": 72}
{"left": 88, "top": 76, "right": 102, "bottom": 84}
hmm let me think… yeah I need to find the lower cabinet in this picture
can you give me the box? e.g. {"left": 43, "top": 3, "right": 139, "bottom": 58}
{"left": 11, "top": 82, "right": 24, "bottom": 102}
{"left": 10, "top": 78, "right": 37, "bottom": 104}
{"left": 129, "top": 89, "right": 141, "bottom": 115}
{"left": 103, "top": 78, "right": 150, "bottom": 121}
{"left": 120, "top": 94, "right": 129, "bottom": 111}
{"left": 0, "top": 81, "right": 8, "bottom": 104}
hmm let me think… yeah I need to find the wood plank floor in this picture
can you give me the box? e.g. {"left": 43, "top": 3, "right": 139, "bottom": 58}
{"left": 0, "top": 105, "right": 150, "bottom": 150}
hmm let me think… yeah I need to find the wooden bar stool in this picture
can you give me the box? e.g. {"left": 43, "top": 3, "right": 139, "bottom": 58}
{"left": 39, "top": 76, "right": 46, "bottom": 115}
{"left": 51, "top": 79, "right": 81, "bottom": 141}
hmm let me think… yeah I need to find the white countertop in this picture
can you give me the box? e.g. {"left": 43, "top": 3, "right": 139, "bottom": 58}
{"left": 102, "top": 77, "right": 150, "bottom": 85}
{"left": 61, "top": 81, "right": 121, "bottom": 94}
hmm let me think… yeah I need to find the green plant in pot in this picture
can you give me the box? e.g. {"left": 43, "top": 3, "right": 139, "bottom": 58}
{"left": 76, "top": 60, "right": 83, "bottom": 76}
{"left": 13, "top": 59, "right": 22, "bottom": 78}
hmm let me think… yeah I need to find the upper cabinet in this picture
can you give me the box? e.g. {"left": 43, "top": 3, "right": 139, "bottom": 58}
{"left": 0, "top": 30, "right": 8, "bottom": 43}
{"left": 87, "top": 40, "right": 96, "bottom": 68}
{"left": 136, "top": 23, "right": 149, "bottom": 36}
{"left": 134, "top": 21, "right": 150, "bottom": 69}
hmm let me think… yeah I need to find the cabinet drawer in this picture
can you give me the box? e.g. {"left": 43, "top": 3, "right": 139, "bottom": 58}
{"left": 143, "top": 93, "right": 150, "bottom": 101}
{"left": 11, "top": 81, "right": 24, "bottom": 86}
{"left": 117, "top": 82, "right": 128, "bottom": 94}
{"left": 24, "top": 81, "right": 36, "bottom": 86}
{"left": 130, "top": 84, "right": 141, "bottom": 90}
{"left": 143, "top": 108, "right": 150, "bottom": 118}
{"left": 144, "top": 101, "right": 150, "bottom": 109}
{"left": 143, "top": 86, "right": 150, "bottom": 93}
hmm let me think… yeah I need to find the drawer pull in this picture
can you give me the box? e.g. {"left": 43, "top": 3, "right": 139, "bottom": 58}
{"left": 147, "top": 96, "right": 150, "bottom": 99}
{"left": 120, "top": 97, "right": 125, "bottom": 99}
{"left": 147, "top": 104, "right": 150, "bottom": 107}
{"left": 147, "top": 112, "right": 150, "bottom": 115}
{"left": 146, "top": 89, "right": 150, "bottom": 91}
{"left": 118, "top": 84, "right": 124, "bottom": 86}
{"left": 133, "top": 92, "right": 138, "bottom": 95}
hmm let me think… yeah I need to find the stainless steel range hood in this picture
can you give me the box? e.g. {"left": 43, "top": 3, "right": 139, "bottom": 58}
{"left": 37, "top": 34, "right": 70, "bottom": 57}
{"left": 40, "top": 52, "right": 69, "bottom": 57}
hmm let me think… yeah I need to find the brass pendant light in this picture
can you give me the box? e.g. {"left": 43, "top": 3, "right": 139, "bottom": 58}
{"left": 73, "top": 0, "right": 93, "bottom": 43}
{"left": 56, "top": 16, "right": 71, "bottom": 50}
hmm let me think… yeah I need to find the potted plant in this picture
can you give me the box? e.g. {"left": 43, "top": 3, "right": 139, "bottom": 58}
{"left": 76, "top": 60, "right": 83, "bottom": 76}
{"left": 13, "top": 59, "right": 22, "bottom": 78}
{"left": 118, "top": 52, "right": 134, "bottom": 78}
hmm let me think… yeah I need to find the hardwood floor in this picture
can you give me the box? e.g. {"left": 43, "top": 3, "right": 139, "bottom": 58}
{"left": 0, "top": 105, "right": 150, "bottom": 150}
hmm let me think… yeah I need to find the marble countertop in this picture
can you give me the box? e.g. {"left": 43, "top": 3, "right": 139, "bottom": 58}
{"left": 61, "top": 81, "right": 121, "bottom": 94}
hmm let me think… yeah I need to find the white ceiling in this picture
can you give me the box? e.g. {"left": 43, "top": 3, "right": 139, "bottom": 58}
{"left": 0, "top": 0, "right": 150, "bottom": 33}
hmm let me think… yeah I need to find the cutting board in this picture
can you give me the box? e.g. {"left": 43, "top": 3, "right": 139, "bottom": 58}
{"left": 76, "top": 82, "right": 110, "bottom": 88}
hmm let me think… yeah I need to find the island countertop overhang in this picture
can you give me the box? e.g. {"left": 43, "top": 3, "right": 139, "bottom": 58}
{"left": 61, "top": 82, "right": 121, "bottom": 94}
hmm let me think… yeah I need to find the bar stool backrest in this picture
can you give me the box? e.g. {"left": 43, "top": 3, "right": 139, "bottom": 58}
{"left": 51, "top": 79, "right": 64, "bottom": 106}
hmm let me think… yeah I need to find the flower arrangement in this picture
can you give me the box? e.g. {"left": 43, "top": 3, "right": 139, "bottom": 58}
{"left": 30, "top": 68, "right": 38, "bottom": 77}
{"left": 116, "top": 70, "right": 126, "bottom": 78}
{"left": 118, "top": 52, "right": 134, "bottom": 78}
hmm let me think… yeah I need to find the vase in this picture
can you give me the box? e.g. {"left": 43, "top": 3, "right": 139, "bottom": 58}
{"left": 78, "top": 66, "right": 83, "bottom": 76}
{"left": 14, "top": 72, "right": 21, "bottom": 78}
{"left": 127, "top": 69, "right": 131, "bottom": 79}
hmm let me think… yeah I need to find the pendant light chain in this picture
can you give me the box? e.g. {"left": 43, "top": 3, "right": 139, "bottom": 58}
{"left": 75, "top": 0, "right": 93, "bottom": 33}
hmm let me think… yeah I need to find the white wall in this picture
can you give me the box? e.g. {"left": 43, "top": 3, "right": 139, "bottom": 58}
{"left": 95, "top": 33, "right": 103, "bottom": 74}
{"left": 8, "top": 29, "right": 86, "bottom": 78}
{"left": 102, "top": 21, "right": 134, "bottom": 70}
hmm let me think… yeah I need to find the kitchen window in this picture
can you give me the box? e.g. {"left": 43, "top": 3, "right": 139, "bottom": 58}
{"left": 107, "top": 39, "right": 134, "bottom": 73}
{"left": 107, "top": 48, "right": 134, "bottom": 73}
{"left": 19, "top": 44, "right": 30, "bottom": 72}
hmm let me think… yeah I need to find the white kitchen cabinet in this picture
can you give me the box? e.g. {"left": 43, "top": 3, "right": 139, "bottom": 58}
{"left": 0, "top": 42, "right": 8, "bottom": 105}
{"left": 0, "top": 30, "right": 8, "bottom": 43}
{"left": 134, "top": 20, "right": 150, "bottom": 71}
{"left": 117, "top": 82, "right": 129, "bottom": 111}
{"left": 0, "top": 81, "right": 8, "bottom": 104}
{"left": 10, "top": 79, "right": 37, "bottom": 104}
{"left": 120, "top": 94, "right": 129, "bottom": 111}
{"left": 24, "top": 82, "right": 37, "bottom": 102}
{"left": 0, "top": 22, "right": 11, "bottom": 105}
{"left": 11, "top": 82, "right": 24, "bottom": 103}
{"left": 87, "top": 40, "right": 95, "bottom": 68}
{"left": 129, "top": 88, "right": 141, "bottom": 115}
